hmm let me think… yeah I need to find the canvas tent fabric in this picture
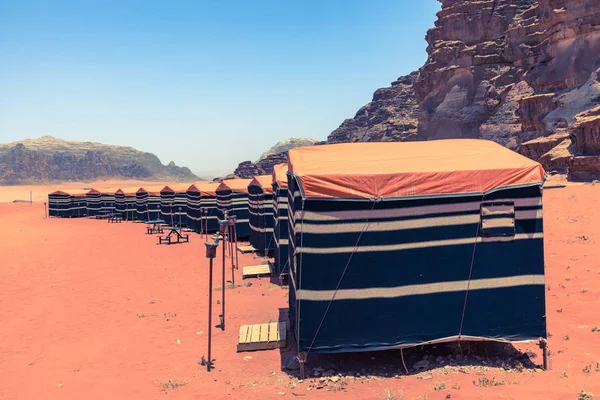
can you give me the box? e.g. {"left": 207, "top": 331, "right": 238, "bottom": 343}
{"left": 123, "top": 192, "right": 137, "bottom": 220}
{"left": 114, "top": 189, "right": 126, "bottom": 217}
{"left": 288, "top": 140, "right": 545, "bottom": 200}
{"left": 70, "top": 193, "right": 87, "bottom": 217}
{"left": 100, "top": 191, "right": 116, "bottom": 215}
{"left": 160, "top": 186, "right": 188, "bottom": 227}
{"left": 216, "top": 179, "right": 252, "bottom": 238}
{"left": 248, "top": 175, "right": 275, "bottom": 252}
{"left": 272, "top": 164, "right": 289, "bottom": 278}
{"left": 186, "top": 182, "right": 220, "bottom": 233}
{"left": 135, "top": 188, "right": 160, "bottom": 221}
{"left": 48, "top": 191, "right": 71, "bottom": 217}
{"left": 85, "top": 189, "right": 102, "bottom": 216}
{"left": 287, "top": 140, "right": 547, "bottom": 355}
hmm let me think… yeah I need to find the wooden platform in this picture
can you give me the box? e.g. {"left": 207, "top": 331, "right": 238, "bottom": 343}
{"left": 242, "top": 264, "right": 271, "bottom": 279}
{"left": 237, "top": 245, "right": 257, "bottom": 253}
{"left": 237, "top": 321, "right": 287, "bottom": 352}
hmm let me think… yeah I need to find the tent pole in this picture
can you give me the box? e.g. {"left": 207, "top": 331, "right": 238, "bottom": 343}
{"left": 540, "top": 338, "right": 548, "bottom": 370}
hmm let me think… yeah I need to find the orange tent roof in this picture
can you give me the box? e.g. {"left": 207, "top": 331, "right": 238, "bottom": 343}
{"left": 87, "top": 189, "right": 100, "bottom": 195}
{"left": 287, "top": 140, "right": 546, "bottom": 199}
{"left": 273, "top": 163, "right": 288, "bottom": 189}
{"left": 218, "top": 179, "right": 253, "bottom": 193}
{"left": 115, "top": 189, "right": 124, "bottom": 195}
{"left": 249, "top": 175, "right": 274, "bottom": 193}
{"left": 187, "top": 181, "right": 220, "bottom": 197}
{"left": 50, "top": 190, "right": 70, "bottom": 195}
{"left": 161, "top": 185, "right": 174, "bottom": 193}
{"left": 136, "top": 187, "right": 147, "bottom": 194}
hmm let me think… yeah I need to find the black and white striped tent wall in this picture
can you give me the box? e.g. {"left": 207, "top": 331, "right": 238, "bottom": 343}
{"left": 186, "top": 182, "right": 220, "bottom": 233}
{"left": 272, "top": 164, "right": 289, "bottom": 278}
{"left": 147, "top": 191, "right": 162, "bottom": 221}
{"left": 124, "top": 192, "right": 137, "bottom": 220}
{"left": 70, "top": 193, "right": 87, "bottom": 217}
{"left": 286, "top": 141, "right": 547, "bottom": 355}
{"left": 114, "top": 189, "right": 126, "bottom": 217}
{"left": 160, "top": 186, "right": 188, "bottom": 227}
{"left": 48, "top": 191, "right": 71, "bottom": 217}
{"left": 85, "top": 189, "right": 102, "bottom": 216}
{"left": 248, "top": 183, "right": 261, "bottom": 250}
{"left": 100, "top": 191, "right": 116, "bottom": 215}
{"left": 216, "top": 179, "right": 252, "bottom": 238}
{"left": 186, "top": 184, "right": 202, "bottom": 232}
{"left": 248, "top": 175, "right": 275, "bottom": 253}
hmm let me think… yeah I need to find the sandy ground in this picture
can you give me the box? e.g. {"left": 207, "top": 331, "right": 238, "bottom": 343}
{"left": 0, "top": 184, "right": 599, "bottom": 399}
{"left": 0, "top": 179, "right": 194, "bottom": 203}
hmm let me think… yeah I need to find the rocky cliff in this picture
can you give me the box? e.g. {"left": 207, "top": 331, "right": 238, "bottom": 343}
{"left": 0, "top": 136, "right": 198, "bottom": 184}
{"left": 233, "top": 138, "right": 318, "bottom": 179}
{"left": 322, "top": 0, "right": 600, "bottom": 179}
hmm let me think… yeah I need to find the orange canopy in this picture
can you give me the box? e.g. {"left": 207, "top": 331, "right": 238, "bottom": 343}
{"left": 218, "top": 179, "right": 253, "bottom": 193}
{"left": 188, "top": 181, "right": 220, "bottom": 197}
{"left": 287, "top": 140, "right": 546, "bottom": 199}
{"left": 248, "top": 175, "right": 274, "bottom": 193}
{"left": 273, "top": 163, "right": 288, "bottom": 189}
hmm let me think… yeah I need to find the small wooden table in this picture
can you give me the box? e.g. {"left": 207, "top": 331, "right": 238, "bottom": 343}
{"left": 158, "top": 227, "right": 190, "bottom": 244}
{"left": 145, "top": 219, "right": 165, "bottom": 234}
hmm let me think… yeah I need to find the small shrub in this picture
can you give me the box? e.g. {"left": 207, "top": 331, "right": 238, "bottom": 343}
{"left": 557, "top": 309, "right": 563, "bottom": 313}
{"left": 578, "top": 390, "right": 593, "bottom": 400}
{"left": 560, "top": 371, "right": 569, "bottom": 379}
{"left": 473, "top": 377, "right": 505, "bottom": 387}
{"left": 159, "top": 379, "right": 188, "bottom": 392}
{"left": 563, "top": 335, "right": 570, "bottom": 341}
{"left": 583, "top": 364, "right": 592, "bottom": 374}
{"left": 591, "top": 326, "right": 600, "bottom": 333}
{"left": 433, "top": 382, "right": 446, "bottom": 391}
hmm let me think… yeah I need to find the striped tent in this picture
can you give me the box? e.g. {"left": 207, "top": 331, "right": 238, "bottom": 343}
{"left": 287, "top": 140, "right": 547, "bottom": 356}
{"left": 48, "top": 191, "right": 71, "bottom": 217}
{"left": 272, "top": 163, "right": 289, "bottom": 278}
{"left": 160, "top": 185, "right": 188, "bottom": 227}
{"left": 248, "top": 175, "right": 275, "bottom": 253}
{"left": 186, "top": 182, "right": 220, "bottom": 233}
{"left": 114, "top": 189, "right": 126, "bottom": 217}
{"left": 124, "top": 192, "right": 137, "bottom": 220}
{"left": 136, "top": 188, "right": 149, "bottom": 220}
{"left": 70, "top": 193, "right": 87, "bottom": 217}
{"left": 100, "top": 191, "right": 116, "bottom": 215}
{"left": 85, "top": 189, "right": 102, "bottom": 217}
{"left": 136, "top": 188, "right": 161, "bottom": 221}
{"left": 216, "top": 179, "right": 252, "bottom": 238}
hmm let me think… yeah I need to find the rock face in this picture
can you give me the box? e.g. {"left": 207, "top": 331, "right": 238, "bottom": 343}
{"left": 232, "top": 0, "right": 600, "bottom": 179}
{"left": 0, "top": 136, "right": 198, "bottom": 184}
{"left": 234, "top": 152, "right": 289, "bottom": 179}
{"left": 257, "top": 138, "right": 318, "bottom": 161}
{"left": 233, "top": 139, "right": 316, "bottom": 178}
{"left": 327, "top": 72, "right": 420, "bottom": 143}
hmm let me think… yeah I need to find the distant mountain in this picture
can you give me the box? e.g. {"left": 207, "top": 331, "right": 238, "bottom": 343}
{"left": 256, "top": 138, "right": 318, "bottom": 162}
{"left": 0, "top": 136, "right": 198, "bottom": 184}
{"left": 232, "top": 138, "right": 319, "bottom": 179}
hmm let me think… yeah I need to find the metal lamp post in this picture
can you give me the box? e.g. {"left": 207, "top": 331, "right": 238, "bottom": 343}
{"left": 204, "top": 241, "right": 218, "bottom": 372}
{"left": 229, "top": 215, "right": 239, "bottom": 270}
{"left": 218, "top": 219, "right": 229, "bottom": 330}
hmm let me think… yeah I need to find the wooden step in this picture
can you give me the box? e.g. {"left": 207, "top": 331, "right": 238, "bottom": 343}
{"left": 237, "top": 321, "right": 287, "bottom": 352}
{"left": 242, "top": 264, "right": 271, "bottom": 279}
{"left": 237, "top": 245, "right": 257, "bottom": 253}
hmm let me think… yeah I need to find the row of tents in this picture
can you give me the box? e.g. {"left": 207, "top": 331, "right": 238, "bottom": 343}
{"left": 48, "top": 140, "right": 548, "bottom": 360}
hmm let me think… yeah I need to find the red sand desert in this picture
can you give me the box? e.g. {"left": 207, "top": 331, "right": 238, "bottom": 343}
{"left": 1, "top": 183, "right": 599, "bottom": 399}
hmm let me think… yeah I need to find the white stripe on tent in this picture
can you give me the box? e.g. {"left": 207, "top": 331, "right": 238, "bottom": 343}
{"left": 296, "top": 232, "right": 543, "bottom": 254}
{"left": 294, "top": 210, "right": 541, "bottom": 235}
{"left": 296, "top": 274, "right": 545, "bottom": 301}
{"left": 294, "top": 197, "right": 542, "bottom": 222}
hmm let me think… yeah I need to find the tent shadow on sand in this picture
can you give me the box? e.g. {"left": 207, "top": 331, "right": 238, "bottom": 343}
{"left": 277, "top": 306, "right": 540, "bottom": 380}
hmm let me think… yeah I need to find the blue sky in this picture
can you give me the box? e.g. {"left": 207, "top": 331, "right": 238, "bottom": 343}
{"left": 0, "top": 0, "right": 440, "bottom": 177}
